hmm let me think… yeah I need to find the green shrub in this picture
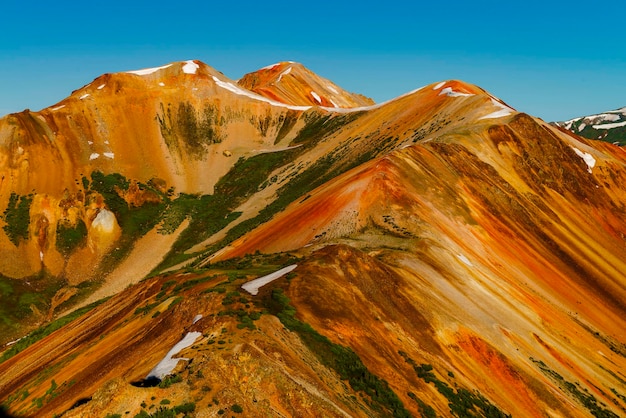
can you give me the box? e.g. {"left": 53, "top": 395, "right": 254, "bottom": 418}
{"left": 2, "top": 193, "right": 33, "bottom": 246}
{"left": 56, "top": 219, "right": 88, "bottom": 256}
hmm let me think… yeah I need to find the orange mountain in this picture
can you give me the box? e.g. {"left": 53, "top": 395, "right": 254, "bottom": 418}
{"left": 0, "top": 60, "right": 625, "bottom": 418}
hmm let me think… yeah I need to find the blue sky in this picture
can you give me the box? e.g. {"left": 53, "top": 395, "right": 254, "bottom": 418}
{"left": 1, "top": 0, "right": 624, "bottom": 121}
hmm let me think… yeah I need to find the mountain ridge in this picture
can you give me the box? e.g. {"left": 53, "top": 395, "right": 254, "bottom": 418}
{"left": 0, "top": 60, "right": 625, "bottom": 417}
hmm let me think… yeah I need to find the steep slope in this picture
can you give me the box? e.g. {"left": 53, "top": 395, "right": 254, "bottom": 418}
{"left": 237, "top": 61, "right": 374, "bottom": 108}
{"left": 555, "top": 106, "right": 626, "bottom": 145}
{"left": 1, "top": 62, "right": 625, "bottom": 417}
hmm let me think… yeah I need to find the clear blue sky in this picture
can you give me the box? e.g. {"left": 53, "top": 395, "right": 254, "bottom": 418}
{"left": 1, "top": 0, "right": 624, "bottom": 122}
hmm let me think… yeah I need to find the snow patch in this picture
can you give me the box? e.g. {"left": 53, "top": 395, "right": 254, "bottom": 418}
{"left": 571, "top": 147, "right": 596, "bottom": 173}
{"left": 211, "top": 76, "right": 310, "bottom": 111}
{"left": 311, "top": 91, "right": 322, "bottom": 103}
{"left": 593, "top": 120, "right": 626, "bottom": 130}
{"left": 91, "top": 209, "right": 116, "bottom": 233}
{"left": 146, "top": 332, "right": 202, "bottom": 379}
{"left": 182, "top": 60, "right": 199, "bottom": 74}
{"left": 330, "top": 99, "right": 340, "bottom": 108}
{"left": 457, "top": 254, "right": 473, "bottom": 267}
{"left": 327, "top": 85, "right": 339, "bottom": 94}
{"left": 479, "top": 98, "right": 515, "bottom": 120}
{"left": 103, "top": 152, "right": 115, "bottom": 159}
{"left": 277, "top": 67, "right": 292, "bottom": 82}
{"left": 192, "top": 314, "right": 203, "bottom": 324}
{"left": 79, "top": 93, "right": 90, "bottom": 100}
{"left": 50, "top": 105, "right": 65, "bottom": 111}
{"left": 242, "top": 265, "right": 298, "bottom": 295}
{"left": 158, "top": 82, "right": 165, "bottom": 87}
{"left": 97, "top": 84, "right": 106, "bottom": 90}
{"left": 126, "top": 64, "right": 173, "bottom": 76}
{"left": 578, "top": 122, "right": 587, "bottom": 132}
{"left": 261, "top": 62, "right": 281, "bottom": 70}
{"left": 592, "top": 113, "right": 621, "bottom": 123}
{"left": 433, "top": 81, "right": 446, "bottom": 90}
{"left": 438, "top": 87, "right": 473, "bottom": 98}
{"left": 39, "top": 251, "right": 44, "bottom": 261}
{"left": 89, "top": 153, "right": 100, "bottom": 160}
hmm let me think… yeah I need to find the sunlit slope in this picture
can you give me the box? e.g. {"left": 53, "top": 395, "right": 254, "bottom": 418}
{"left": 1, "top": 61, "right": 625, "bottom": 417}
{"left": 238, "top": 61, "right": 374, "bottom": 108}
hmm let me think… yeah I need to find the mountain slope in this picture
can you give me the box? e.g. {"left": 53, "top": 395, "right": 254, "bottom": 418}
{"left": 0, "top": 61, "right": 625, "bottom": 417}
{"left": 554, "top": 106, "right": 626, "bottom": 145}
{"left": 237, "top": 61, "right": 374, "bottom": 108}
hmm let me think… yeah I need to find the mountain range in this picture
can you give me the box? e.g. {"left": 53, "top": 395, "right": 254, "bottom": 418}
{"left": 0, "top": 60, "right": 625, "bottom": 417}
{"left": 554, "top": 107, "right": 626, "bottom": 146}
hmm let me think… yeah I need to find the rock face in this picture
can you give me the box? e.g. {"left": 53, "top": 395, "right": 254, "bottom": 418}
{"left": 0, "top": 61, "right": 626, "bottom": 417}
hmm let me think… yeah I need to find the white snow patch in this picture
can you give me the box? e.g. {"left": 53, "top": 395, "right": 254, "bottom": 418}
{"left": 88, "top": 141, "right": 94, "bottom": 145}
{"left": 104, "top": 140, "right": 109, "bottom": 144}
{"left": 146, "top": 332, "right": 202, "bottom": 379}
{"left": 50, "top": 105, "right": 65, "bottom": 111}
{"left": 311, "top": 91, "right": 322, "bottom": 103}
{"left": 126, "top": 64, "right": 173, "bottom": 76}
{"left": 327, "top": 84, "right": 339, "bottom": 94}
{"left": 578, "top": 122, "right": 587, "bottom": 132}
{"left": 593, "top": 120, "right": 626, "bottom": 130}
{"left": 89, "top": 153, "right": 100, "bottom": 160}
{"left": 211, "top": 76, "right": 310, "bottom": 111}
{"left": 479, "top": 98, "right": 515, "bottom": 120}
{"left": 242, "top": 265, "right": 298, "bottom": 295}
{"left": 457, "top": 254, "right": 473, "bottom": 267}
{"left": 572, "top": 147, "right": 596, "bottom": 173}
{"left": 80, "top": 93, "right": 90, "bottom": 100}
{"left": 182, "top": 60, "right": 199, "bottom": 74}
{"left": 433, "top": 81, "right": 446, "bottom": 90}
{"left": 5, "top": 337, "right": 23, "bottom": 347}
{"left": 97, "top": 84, "right": 106, "bottom": 90}
{"left": 260, "top": 62, "right": 281, "bottom": 70}
{"left": 277, "top": 67, "right": 292, "bottom": 82}
{"left": 438, "top": 87, "right": 473, "bottom": 98}
{"left": 158, "top": 82, "right": 165, "bottom": 87}
{"left": 192, "top": 314, "right": 203, "bottom": 324}
{"left": 91, "top": 209, "right": 116, "bottom": 233}
{"left": 330, "top": 99, "right": 340, "bottom": 108}
{"left": 39, "top": 251, "right": 44, "bottom": 261}
{"left": 592, "top": 113, "right": 621, "bottom": 123}
{"left": 103, "top": 152, "right": 115, "bottom": 159}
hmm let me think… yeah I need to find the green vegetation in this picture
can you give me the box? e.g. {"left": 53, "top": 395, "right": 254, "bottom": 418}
{"left": 407, "top": 392, "right": 437, "bottom": 418}
{"left": 0, "top": 297, "right": 109, "bottom": 364}
{"left": 56, "top": 219, "right": 88, "bottom": 256}
{"left": 158, "top": 102, "right": 224, "bottom": 158}
{"left": 400, "top": 352, "right": 510, "bottom": 418}
{"left": 531, "top": 358, "right": 619, "bottom": 418}
{"left": 158, "top": 374, "right": 183, "bottom": 389}
{"left": 2, "top": 192, "right": 33, "bottom": 246}
{"left": 231, "top": 403, "right": 243, "bottom": 413}
{"left": 134, "top": 401, "right": 195, "bottom": 418}
{"left": 264, "top": 288, "right": 410, "bottom": 417}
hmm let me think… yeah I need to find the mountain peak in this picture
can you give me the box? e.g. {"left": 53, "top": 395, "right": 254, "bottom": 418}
{"left": 237, "top": 61, "right": 375, "bottom": 108}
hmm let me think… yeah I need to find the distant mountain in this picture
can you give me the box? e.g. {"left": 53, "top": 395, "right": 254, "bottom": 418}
{"left": 1, "top": 60, "right": 625, "bottom": 418}
{"left": 554, "top": 107, "right": 626, "bottom": 145}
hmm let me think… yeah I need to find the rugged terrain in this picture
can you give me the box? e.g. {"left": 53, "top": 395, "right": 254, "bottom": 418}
{"left": 555, "top": 107, "right": 626, "bottom": 146}
{"left": 0, "top": 60, "right": 625, "bottom": 417}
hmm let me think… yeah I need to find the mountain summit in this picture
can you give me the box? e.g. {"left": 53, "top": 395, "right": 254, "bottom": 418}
{"left": 237, "top": 61, "right": 375, "bottom": 108}
{"left": 0, "top": 60, "right": 625, "bottom": 417}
